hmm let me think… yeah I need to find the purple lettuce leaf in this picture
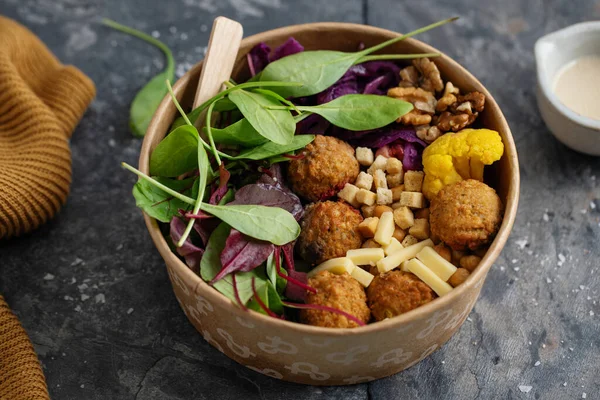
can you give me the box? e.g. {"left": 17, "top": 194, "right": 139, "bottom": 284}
{"left": 270, "top": 37, "right": 304, "bottom": 61}
{"left": 170, "top": 217, "right": 204, "bottom": 270}
{"left": 285, "top": 270, "right": 308, "bottom": 302}
{"left": 211, "top": 229, "right": 274, "bottom": 283}
{"left": 247, "top": 42, "right": 270, "bottom": 76}
{"left": 229, "top": 183, "right": 304, "bottom": 221}
{"left": 209, "top": 164, "right": 231, "bottom": 205}
{"left": 256, "top": 163, "right": 285, "bottom": 188}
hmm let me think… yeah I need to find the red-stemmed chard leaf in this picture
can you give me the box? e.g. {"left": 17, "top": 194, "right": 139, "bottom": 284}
{"left": 274, "top": 247, "right": 316, "bottom": 294}
{"left": 251, "top": 277, "right": 280, "bottom": 318}
{"left": 232, "top": 274, "right": 249, "bottom": 312}
{"left": 229, "top": 183, "right": 303, "bottom": 221}
{"left": 209, "top": 163, "right": 231, "bottom": 205}
{"left": 211, "top": 229, "right": 274, "bottom": 283}
{"left": 282, "top": 301, "right": 366, "bottom": 327}
{"left": 170, "top": 217, "right": 204, "bottom": 270}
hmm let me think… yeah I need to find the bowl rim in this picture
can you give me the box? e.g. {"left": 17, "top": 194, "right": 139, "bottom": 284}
{"left": 534, "top": 21, "right": 600, "bottom": 132}
{"left": 139, "top": 21, "right": 520, "bottom": 336}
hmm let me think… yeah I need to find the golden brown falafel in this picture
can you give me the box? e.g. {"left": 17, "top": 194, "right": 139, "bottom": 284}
{"left": 300, "top": 271, "right": 370, "bottom": 328}
{"left": 367, "top": 271, "right": 435, "bottom": 321}
{"left": 288, "top": 135, "right": 360, "bottom": 202}
{"left": 429, "top": 179, "right": 503, "bottom": 251}
{"left": 296, "top": 201, "right": 363, "bottom": 265}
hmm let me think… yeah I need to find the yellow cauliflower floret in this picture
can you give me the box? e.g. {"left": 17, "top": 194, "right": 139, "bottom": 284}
{"left": 422, "top": 128, "right": 504, "bottom": 199}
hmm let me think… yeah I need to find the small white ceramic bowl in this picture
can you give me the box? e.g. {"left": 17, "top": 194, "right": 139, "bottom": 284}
{"left": 535, "top": 22, "right": 600, "bottom": 155}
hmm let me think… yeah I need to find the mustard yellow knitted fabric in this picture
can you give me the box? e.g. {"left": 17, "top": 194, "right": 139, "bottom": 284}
{"left": 0, "top": 16, "right": 96, "bottom": 239}
{"left": 0, "top": 296, "right": 50, "bottom": 400}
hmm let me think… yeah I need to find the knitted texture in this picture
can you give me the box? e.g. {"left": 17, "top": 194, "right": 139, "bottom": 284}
{"left": 0, "top": 16, "right": 96, "bottom": 239}
{"left": 0, "top": 296, "right": 49, "bottom": 400}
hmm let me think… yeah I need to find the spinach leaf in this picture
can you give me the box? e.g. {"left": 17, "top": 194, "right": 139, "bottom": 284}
{"left": 260, "top": 50, "right": 356, "bottom": 98}
{"left": 200, "top": 203, "right": 300, "bottom": 245}
{"left": 248, "top": 281, "right": 284, "bottom": 315}
{"left": 201, "top": 223, "right": 267, "bottom": 304}
{"left": 259, "top": 18, "right": 456, "bottom": 98}
{"left": 229, "top": 90, "right": 296, "bottom": 145}
{"left": 149, "top": 125, "right": 198, "bottom": 176}
{"left": 266, "top": 252, "right": 287, "bottom": 294}
{"left": 102, "top": 19, "right": 175, "bottom": 138}
{"left": 177, "top": 125, "right": 211, "bottom": 247}
{"left": 204, "top": 118, "right": 268, "bottom": 147}
{"left": 251, "top": 88, "right": 299, "bottom": 112}
{"left": 132, "top": 176, "right": 196, "bottom": 222}
{"left": 175, "top": 81, "right": 304, "bottom": 129}
{"left": 231, "top": 135, "right": 314, "bottom": 161}
{"left": 297, "top": 94, "right": 413, "bottom": 131}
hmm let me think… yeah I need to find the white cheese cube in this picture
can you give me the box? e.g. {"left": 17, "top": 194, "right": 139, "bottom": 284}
{"left": 346, "top": 248, "right": 385, "bottom": 266}
{"left": 404, "top": 171, "right": 424, "bottom": 192}
{"left": 373, "top": 169, "right": 388, "bottom": 190}
{"left": 356, "top": 147, "right": 374, "bottom": 166}
{"left": 308, "top": 257, "right": 355, "bottom": 278}
{"left": 337, "top": 183, "right": 360, "bottom": 208}
{"left": 356, "top": 188, "right": 376, "bottom": 206}
{"left": 376, "top": 239, "right": 434, "bottom": 273}
{"left": 382, "top": 237, "right": 404, "bottom": 256}
{"left": 400, "top": 191, "right": 425, "bottom": 209}
{"left": 351, "top": 267, "right": 375, "bottom": 287}
{"left": 355, "top": 171, "right": 373, "bottom": 190}
{"left": 367, "top": 155, "right": 388, "bottom": 175}
{"left": 374, "top": 211, "right": 395, "bottom": 246}
{"left": 386, "top": 157, "right": 403, "bottom": 174}
{"left": 406, "top": 258, "right": 453, "bottom": 297}
{"left": 416, "top": 246, "right": 457, "bottom": 281}
{"left": 376, "top": 188, "right": 393, "bottom": 205}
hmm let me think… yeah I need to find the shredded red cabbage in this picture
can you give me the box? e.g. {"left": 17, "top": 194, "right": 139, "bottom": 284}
{"left": 270, "top": 37, "right": 304, "bottom": 61}
{"left": 282, "top": 301, "right": 366, "bottom": 327}
{"left": 247, "top": 38, "right": 304, "bottom": 77}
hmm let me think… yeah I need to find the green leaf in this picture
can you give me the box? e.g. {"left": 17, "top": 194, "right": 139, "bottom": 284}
{"left": 201, "top": 223, "right": 267, "bottom": 304}
{"left": 259, "top": 18, "right": 457, "bottom": 99}
{"left": 266, "top": 252, "right": 287, "bottom": 294}
{"left": 149, "top": 125, "right": 198, "bottom": 177}
{"left": 260, "top": 50, "right": 358, "bottom": 98}
{"left": 132, "top": 176, "right": 196, "bottom": 222}
{"left": 231, "top": 135, "right": 315, "bottom": 161}
{"left": 102, "top": 19, "right": 175, "bottom": 138}
{"left": 218, "top": 188, "right": 235, "bottom": 205}
{"left": 247, "top": 281, "right": 284, "bottom": 315}
{"left": 297, "top": 94, "right": 413, "bottom": 131}
{"left": 228, "top": 90, "right": 296, "bottom": 145}
{"left": 204, "top": 118, "right": 269, "bottom": 147}
{"left": 200, "top": 203, "right": 300, "bottom": 245}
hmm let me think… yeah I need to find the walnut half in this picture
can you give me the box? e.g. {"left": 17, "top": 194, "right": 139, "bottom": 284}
{"left": 435, "top": 91, "right": 486, "bottom": 132}
{"left": 413, "top": 58, "right": 444, "bottom": 93}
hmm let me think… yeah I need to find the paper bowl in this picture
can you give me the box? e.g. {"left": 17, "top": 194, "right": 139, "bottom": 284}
{"left": 139, "top": 22, "right": 520, "bottom": 385}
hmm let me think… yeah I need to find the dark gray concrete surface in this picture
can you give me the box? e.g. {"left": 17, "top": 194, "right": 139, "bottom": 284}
{"left": 1, "top": 0, "right": 599, "bottom": 399}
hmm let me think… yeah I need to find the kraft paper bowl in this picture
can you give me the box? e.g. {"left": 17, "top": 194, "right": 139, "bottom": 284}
{"left": 138, "top": 22, "right": 520, "bottom": 385}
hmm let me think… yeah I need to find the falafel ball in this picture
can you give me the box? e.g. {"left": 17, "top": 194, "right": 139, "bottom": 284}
{"left": 288, "top": 135, "right": 360, "bottom": 202}
{"left": 300, "top": 271, "right": 370, "bottom": 328}
{"left": 297, "top": 201, "right": 363, "bottom": 265}
{"left": 367, "top": 271, "right": 435, "bottom": 321}
{"left": 430, "top": 179, "right": 503, "bottom": 251}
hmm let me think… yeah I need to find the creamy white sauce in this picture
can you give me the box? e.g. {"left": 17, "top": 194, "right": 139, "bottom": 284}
{"left": 553, "top": 55, "right": 600, "bottom": 121}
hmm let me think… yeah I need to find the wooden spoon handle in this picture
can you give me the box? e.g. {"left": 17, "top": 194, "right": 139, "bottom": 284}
{"left": 193, "top": 16, "right": 243, "bottom": 123}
